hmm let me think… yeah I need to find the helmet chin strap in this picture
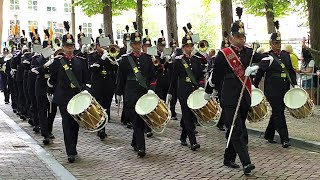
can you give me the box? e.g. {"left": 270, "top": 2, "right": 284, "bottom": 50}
{"left": 270, "top": 43, "right": 281, "bottom": 51}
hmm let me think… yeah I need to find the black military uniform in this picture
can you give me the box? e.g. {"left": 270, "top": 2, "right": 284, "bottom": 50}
{"left": 204, "top": 8, "right": 271, "bottom": 174}
{"left": 5, "top": 48, "right": 17, "bottom": 111}
{"left": 167, "top": 34, "right": 204, "bottom": 151}
{"left": 253, "top": 21, "right": 297, "bottom": 148}
{"left": 0, "top": 48, "right": 10, "bottom": 104}
{"left": 119, "top": 25, "right": 133, "bottom": 128}
{"left": 88, "top": 35, "right": 118, "bottom": 140}
{"left": 29, "top": 53, "right": 40, "bottom": 131}
{"left": 116, "top": 27, "right": 157, "bottom": 158}
{"left": 48, "top": 21, "right": 89, "bottom": 163}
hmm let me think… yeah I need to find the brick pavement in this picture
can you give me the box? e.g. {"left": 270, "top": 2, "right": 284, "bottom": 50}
{"left": 1, "top": 98, "right": 320, "bottom": 179}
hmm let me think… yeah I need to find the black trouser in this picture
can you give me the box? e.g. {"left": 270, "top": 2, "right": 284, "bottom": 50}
{"left": 37, "top": 93, "right": 57, "bottom": 138}
{"left": 179, "top": 97, "right": 197, "bottom": 145}
{"left": 216, "top": 91, "right": 225, "bottom": 128}
{"left": 121, "top": 96, "right": 132, "bottom": 125}
{"left": 1, "top": 73, "right": 9, "bottom": 103}
{"left": 265, "top": 96, "right": 289, "bottom": 143}
{"left": 29, "top": 74, "right": 38, "bottom": 126}
{"left": 129, "top": 108, "right": 145, "bottom": 151}
{"left": 23, "top": 74, "right": 31, "bottom": 117}
{"left": 13, "top": 80, "right": 19, "bottom": 110}
{"left": 59, "top": 104, "right": 79, "bottom": 156}
{"left": 223, "top": 104, "right": 251, "bottom": 166}
{"left": 17, "top": 81, "right": 27, "bottom": 116}
{"left": 7, "top": 77, "right": 16, "bottom": 110}
{"left": 170, "top": 87, "right": 178, "bottom": 118}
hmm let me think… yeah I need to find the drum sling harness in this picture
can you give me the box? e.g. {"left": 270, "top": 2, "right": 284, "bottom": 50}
{"left": 270, "top": 52, "right": 294, "bottom": 86}
{"left": 127, "top": 56, "right": 148, "bottom": 90}
{"left": 60, "top": 59, "right": 81, "bottom": 89}
{"left": 181, "top": 58, "right": 198, "bottom": 87}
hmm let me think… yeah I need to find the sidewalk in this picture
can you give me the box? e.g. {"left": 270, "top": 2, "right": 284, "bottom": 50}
{"left": 0, "top": 109, "right": 75, "bottom": 180}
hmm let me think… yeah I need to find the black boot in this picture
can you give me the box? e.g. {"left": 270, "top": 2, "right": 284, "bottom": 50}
{"left": 43, "top": 137, "right": 50, "bottom": 145}
{"left": 68, "top": 155, "right": 76, "bottom": 163}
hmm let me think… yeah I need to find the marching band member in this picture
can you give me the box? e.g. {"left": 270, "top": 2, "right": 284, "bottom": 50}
{"left": 203, "top": 7, "right": 272, "bottom": 174}
{"left": 116, "top": 23, "right": 157, "bottom": 158}
{"left": 253, "top": 21, "right": 297, "bottom": 148}
{"left": 5, "top": 42, "right": 17, "bottom": 113}
{"left": 166, "top": 31, "right": 205, "bottom": 151}
{"left": 47, "top": 21, "right": 90, "bottom": 163}
{"left": 1, "top": 45, "right": 10, "bottom": 104}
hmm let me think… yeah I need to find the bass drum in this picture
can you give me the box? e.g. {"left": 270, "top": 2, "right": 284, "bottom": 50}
{"left": 187, "top": 88, "right": 221, "bottom": 126}
{"left": 247, "top": 88, "right": 268, "bottom": 123}
{"left": 67, "top": 91, "right": 108, "bottom": 132}
{"left": 284, "top": 87, "right": 314, "bottom": 119}
{"left": 135, "top": 93, "right": 171, "bottom": 134}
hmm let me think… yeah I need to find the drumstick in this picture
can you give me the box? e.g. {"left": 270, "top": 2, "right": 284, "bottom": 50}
{"left": 49, "top": 102, "right": 52, "bottom": 113}
{"left": 226, "top": 45, "right": 257, "bottom": 149}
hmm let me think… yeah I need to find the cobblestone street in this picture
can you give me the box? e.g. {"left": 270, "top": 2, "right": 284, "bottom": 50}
{"left": 1, "top": 99, "right": 320, "bottom": 179}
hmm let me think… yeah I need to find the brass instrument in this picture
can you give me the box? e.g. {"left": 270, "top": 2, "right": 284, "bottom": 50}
{"left": 87, "top": 43, "right": 96, "bottom": 54}
{"left": 198, "top": 40, "right": 209, "bottom": 53}
{"left": 152, "top": 56, "right": 160, "bottom": 66}
{"left": 108, "top": 44, "right": 120, "bottom": 58}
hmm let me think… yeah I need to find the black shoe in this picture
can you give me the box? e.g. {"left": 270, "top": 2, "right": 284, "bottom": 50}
{"left": 13, "top": 109, "right": 17, "bottom": 113}
{"left": 196, "top": 122, "right": 200, "bottom": 126}
{"left": 33, "top": 126, "right": 40, "bottom": 133}
{"left": 264, "top": 137, "right": 277, "bottom": 144}
{"left": 180, "top": 139, "right": 188, "bottom": 146}
{"left": 28, "top": 119, "right": 34, "bottom": 126}
{"left": 5, "top": 102, "right": 9, "bottom": 104}
{"left": 137, "top": 150, "right": 146, "bottom": 158}
{"left": 43, "top": 137, "right": 50, "bottom": 145}
{"left": 98, "top": 131, "right": 106, "bottom": 140}
{"left": 216, "top": 125, "right": 225, "bottom": 131}
{"left": 68, "top": 155, "right": 76, "bottom": 163}
{"left": 146, "top": 132, "right": 153, "bottom": 137}
{"left": 16, "top": 112, "right": 20, "bottom": 116}
{"left": 243, "top": 163, "right": 255, "bottom": 175}
{"left": 20, "top": 115, "right": 26, "bottom": 120}
{"left": 282, "top": 142, "right": 291, "bottom": 148}
{"left": 127, "top": 123, "right": 133, "bottom": 129}
{"left": 190, "top": 143, "right": 200, "bottom": 151}
{"left": 224, "top": 161, "right": 240, "bottom": 169}
{"left": 49, "top": 133, "right": 55, "bottom": 139}
{"left": 194, "top": 130, "right": 199, "bottom": 135}
{"left": 171, "top": 116, "right": 178, "bottom": 120}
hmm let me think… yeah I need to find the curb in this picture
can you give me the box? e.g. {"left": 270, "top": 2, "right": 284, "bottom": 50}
{"left": 247, "top": 127, "right": 320, "bottom": 153}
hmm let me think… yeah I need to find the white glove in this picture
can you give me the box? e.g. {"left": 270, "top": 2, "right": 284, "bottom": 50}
{"left": 294, "top": 85, "right": 300, "bottom": 88}
{"left": 160, "top": 52, "right": 165, "bottom": 59}
{"left": 245, "top": 65, "right": 259, "bottom": 76}
{"left": 86, "top": 84, "right": 91, "bottom": 88}
{"left": 44, "top": 58, "right": 54, "bottom": 67}
{"left": 31, "top": 68, "right": 39, "bottom": 74}
{"left": 81, "top": 45, "right": 87, "bottom": 54}
{"left": 204, "top": 92, "right": 211, "bottom": 101}
{"left": 212, "top": 89, "right": 218, "bottom": 96}
{"left": 47, "top": 94, "right": 53, "bottom": 102}
{"left": 22, "top": 60, "right": 30, "bottom": 64}
{"left": 147, "top": 90, "right": 155, "bottom": 94}
{"left": 101, "top": 50, "right": 109, "bottom": 60}
{"left": 166, "top": 94, "right": 172, "bottom": 104}
{"left": 116, "top": 95, "right": 122, "bottom": 103}
{"left": 10, "top": 69, "right": 16, "bottom": 76}
{"left": 90, "top": 63, "right": 100, "bottom": 68}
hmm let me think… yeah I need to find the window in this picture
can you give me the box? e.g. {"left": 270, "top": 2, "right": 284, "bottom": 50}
{"left": 64, "top": 0, "right": 72, "bottom": 13}
{"left": 28, "top": 0, "right": 38, "bottom": 11}
{"left": 116, "top": 24, "right": 126, "bottom": 40}
{"left": 47, "top": 21, "right": 64, "bottom": 38}
{"left": 83, "top": 23, "right": 92, "bottom": 37}
{"left": 9, "top": 0, "right": 20, "bottom": 11}
{"left": 47, "top": 1, "right": 57, "bottom": 13}
{"left": 47, "top": 6, "right": 57, "bottom": 12}
{"left": 28, "top": 21, "right": 38, "bottom": 32}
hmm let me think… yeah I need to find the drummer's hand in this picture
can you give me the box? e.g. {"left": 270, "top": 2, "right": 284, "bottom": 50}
{"left": 204, "top": 92, "right": 211, "bottom": 101}
{"left": 294, "top": 85, "right": 300, "bottom": 88}
{"left": 47, "top": 93, "right": 53, "bottom": 102}
{"left": 147, "top": 90, "right": 155, "bottom": 94}
{"left": 116, "top": 95, "right": 122, "bottom": 103}
{"left": 212, "top": 89, "right": 218, "bottom": 97}
{"left": 166, "top": 94, "right": 172, "bottom": 104}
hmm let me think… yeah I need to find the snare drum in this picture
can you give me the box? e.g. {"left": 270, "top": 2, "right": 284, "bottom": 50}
{"left": 187, "top": 89, "right": 221, "bottom": 126}
{"left": 135, "top": 93, "right": 171, "bottom": 134}
{"left": 67, "top": 91, "right": 108, "bottom": 132}
{"left": 284, "top": 87, "right": 314, "bottom": 119}
{"left": 247, "top": 88, "right": 268, "bottom": 123}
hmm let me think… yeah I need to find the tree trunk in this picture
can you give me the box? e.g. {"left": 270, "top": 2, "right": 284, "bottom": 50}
{"left": 307, "top": 0, "right": 320, "bottom": 65}
{"left": 0, "top": 0, "right": 3, "bottom": 51}
{"left": 166, "top": 0, "right": 178, "bottom": 46}
{"left": 136, "top": 0, "right": 143, "bottom": 35}
{"left": 220, "top": 0, "right": 233, "bottom": 38}
{"left": 103, "top": 0, "right": 113, "bottom": 43}
{"left": 265, "top": 0, "right": 275, "bottom": 34}
{"left": 71, "top": 0, "right": 76, "bottom": 37}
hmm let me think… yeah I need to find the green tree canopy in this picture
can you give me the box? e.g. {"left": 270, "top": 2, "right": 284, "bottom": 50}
{"left": 73, "top": 0, "right": 136, "bottom": 16}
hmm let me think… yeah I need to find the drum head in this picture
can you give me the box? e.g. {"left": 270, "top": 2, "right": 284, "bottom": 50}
{"left": 284, "top": 87, "right": 308, "bottom": 109}
{"left": 135, "top": 93, "right": 159, "bottom": 115}
{"left": 67, "top": 92, "right": 92, "bottom": 115}
{"left": 187, "top": 89, "right": 207, "bottom": 110}
{"left": 251, "top": 88, "right": 264, "bottom": 107}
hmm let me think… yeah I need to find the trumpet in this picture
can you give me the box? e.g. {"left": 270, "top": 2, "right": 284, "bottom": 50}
{"left": 152, "top": 56, "right": 161, "bottom": 66}
{"left": 198, "top": 40, "right": 209, "bottom": 53}
{"left": 108, "top": 44, "right": 120, "bottom": 58}
{"left": 87, "top": 43, "right": 96, "bottom": 54}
